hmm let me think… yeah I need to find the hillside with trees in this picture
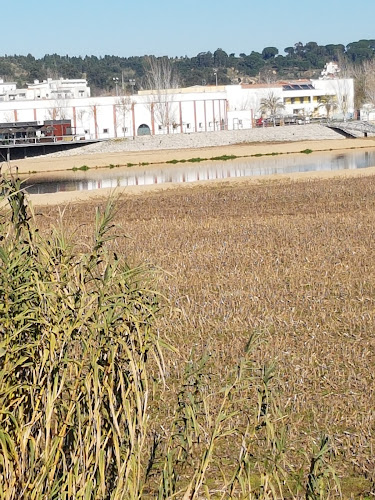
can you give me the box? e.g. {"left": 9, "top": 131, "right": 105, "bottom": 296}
{"left": 1, "top": 39, "right": 375, "bottom": 101}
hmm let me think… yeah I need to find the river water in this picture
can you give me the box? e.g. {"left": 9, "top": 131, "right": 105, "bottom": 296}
{"left": 23, "top": 149, "right": 375, "bottom": 195}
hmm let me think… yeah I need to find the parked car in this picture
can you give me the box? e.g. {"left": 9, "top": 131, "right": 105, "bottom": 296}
{"left": 256, "top": 116, "right": 282, "bottom": 127}
{"left": 283, "top": 115, "right": 298, "bottom": 125}
{"left": 297, "top": 116, "right": 310, "bottom": 125}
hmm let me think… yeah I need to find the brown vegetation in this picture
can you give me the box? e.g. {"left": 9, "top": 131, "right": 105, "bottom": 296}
{"left": 33, "top": 175, "right": 375, "bottom": 497}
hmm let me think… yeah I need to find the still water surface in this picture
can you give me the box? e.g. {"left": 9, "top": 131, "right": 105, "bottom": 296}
{"left": 24, "top": 149, "right": 375, "bottom": 195}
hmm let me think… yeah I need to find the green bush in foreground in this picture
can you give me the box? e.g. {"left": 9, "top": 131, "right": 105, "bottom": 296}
{"left": 0, "top": 172, "right": 340, "bottom": 499}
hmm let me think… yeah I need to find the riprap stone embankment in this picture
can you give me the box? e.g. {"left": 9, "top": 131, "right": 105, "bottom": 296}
{"left": 46, "top": 124, "right": 344, "bottom": 158}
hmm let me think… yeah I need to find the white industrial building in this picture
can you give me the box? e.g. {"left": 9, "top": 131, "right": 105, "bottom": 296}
{"left": 0, "top": 76, "right": 355, "bottom": 141}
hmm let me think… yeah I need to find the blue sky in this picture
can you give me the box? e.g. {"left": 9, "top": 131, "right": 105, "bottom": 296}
{"left": 3, "top": 0, "right": 374, "bottom": 58}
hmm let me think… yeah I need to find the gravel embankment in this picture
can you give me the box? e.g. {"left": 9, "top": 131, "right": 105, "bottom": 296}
{"left": 46, "top": 124, "right": 344, "bottom": 158}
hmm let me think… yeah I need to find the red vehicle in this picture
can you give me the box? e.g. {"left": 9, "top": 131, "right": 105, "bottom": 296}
{"left": 255, "top": 117, "right": 274, "bottom": 127}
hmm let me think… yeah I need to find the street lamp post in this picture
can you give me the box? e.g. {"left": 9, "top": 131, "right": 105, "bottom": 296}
{"left": 129, "top": 79, "right": 136, "bottom": 95}
{"left": 113, "top": 77, "right": 119, "bottom": 97}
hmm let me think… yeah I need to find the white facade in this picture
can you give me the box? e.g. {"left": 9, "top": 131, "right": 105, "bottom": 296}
{"left": 281, "top": 79, "right": 354, "bottom": 119}
{"left": 0, "top": 79, "right": 17, "bottom": 101}
{"left": 0, "top": 77, "right": 355, "bottom": 140}
{"left": 0, "top": 78, "right": 90, "bottom": 102}
{"left": 228, "top": 79, "right": 355, "bottom": 121}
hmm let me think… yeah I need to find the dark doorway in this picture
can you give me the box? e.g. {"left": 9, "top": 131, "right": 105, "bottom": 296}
{"left": 137, "top": 124, "right": 151, "bottom": 136}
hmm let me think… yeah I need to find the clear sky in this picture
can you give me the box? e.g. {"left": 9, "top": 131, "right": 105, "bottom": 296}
{"left": 3, "top": 0, "right": 374, "bottom": 58}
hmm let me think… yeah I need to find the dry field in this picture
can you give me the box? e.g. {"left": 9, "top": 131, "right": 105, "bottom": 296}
{"left": 35, "top": 175, "right": 375, "bottom": 497}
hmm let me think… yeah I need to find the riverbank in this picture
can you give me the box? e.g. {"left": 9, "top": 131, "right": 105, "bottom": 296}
{"left": 3, "top": 126, "right": 375, "bottom": 206}
{"left": 9, "top": 136, "right": 375, "bottom": 176}
{"left": 27, "top": 123, "right": 348, "bottom": 159}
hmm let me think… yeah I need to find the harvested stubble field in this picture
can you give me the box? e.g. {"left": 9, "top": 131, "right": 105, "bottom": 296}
{"left": 36, "top": 175, "right": 375, "bottom": 497}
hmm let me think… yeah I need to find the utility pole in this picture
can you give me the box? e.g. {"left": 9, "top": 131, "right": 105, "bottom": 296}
{"left": 113, "top": 77, "right": 119, "bottom": 96}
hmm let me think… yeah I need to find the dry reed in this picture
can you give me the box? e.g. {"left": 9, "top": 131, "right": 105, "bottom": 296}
{"left": 2, "top": 171, "right": 374, "bottom": 498}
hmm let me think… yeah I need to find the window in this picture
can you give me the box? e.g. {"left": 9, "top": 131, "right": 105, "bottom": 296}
{"left": 84, "top": 129, "right": 89, "bottom": 134}
{"left": 186, "top": 123, "right": 191, "bottom": 129}
{"left": 103, "top": 128, "right": 109, "bottom": 133}
{"left": 291, "top": 98, "right": 295, "bottom": 104}
{"left": 299, "top": 97, "right": 304, "bottom": 104}
{"left": 122, "top": 127, "right": 128, "bottom": 132}
{"left": 158, "top": 125, "right": 162, "bottom": 130}
{"left": 199, "top": 122, "right": 203, "bottom": 128}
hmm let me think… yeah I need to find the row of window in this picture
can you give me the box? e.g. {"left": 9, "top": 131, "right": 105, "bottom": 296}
{"left": 155, "top": 122, "right": 221, "bottom": 131}
{"left": 3, "top": 91, "right": 86, "bottom": 101}
{"left": 284, "top": 95, "right": 337, "bottom": 105}
{"left": 100, "top": 121, "right": 226, "bottom": 134}
{"left": 284, "top": 96, "right": 311, "bottom": 104}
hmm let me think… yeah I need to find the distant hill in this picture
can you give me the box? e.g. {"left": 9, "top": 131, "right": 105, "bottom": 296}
{"left": 1, "top": 39, "right": 374, "bottom": 96}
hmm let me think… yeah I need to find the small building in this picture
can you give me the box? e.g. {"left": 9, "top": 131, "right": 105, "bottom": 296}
{"left": 0, "top": 78, "right": 91, "bottom": 102}
{"left": 0, "top": 80, "right": 17, "bottom": 102}
{"left": 26, "top": 78, "right": 91, "bottom": 100}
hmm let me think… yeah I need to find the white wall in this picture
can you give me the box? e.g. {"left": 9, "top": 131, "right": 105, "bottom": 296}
{"left": 0, "top": 78, "right": 355, "bottom": 138}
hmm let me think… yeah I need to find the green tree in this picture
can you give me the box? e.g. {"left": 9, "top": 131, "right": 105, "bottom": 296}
{"left": 346, "top": 40, "right": 375, "bottom": 62}
{"left": 325, "top": 44, "right": 345, "bottom": 59}
{"left": 239, "top": 51, "right": 265, "bottom": 76}
{"left": 213, "top": 48, "right": 228, "bottom": 67}
{"left": 262, "top": 47, "right": 279, "bottom": 60}
{"left": 196, "top": 51, "right": 214, "bottom": 67}
{"left": 284, "top": 46, "right": 295, "bottom": 57}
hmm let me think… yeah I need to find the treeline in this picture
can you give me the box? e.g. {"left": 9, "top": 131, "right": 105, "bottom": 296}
{"left": 1, "top": 39, "right": 375, "bottom": 95}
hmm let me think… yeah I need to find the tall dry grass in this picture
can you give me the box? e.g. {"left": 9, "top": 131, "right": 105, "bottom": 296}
{"left": 36, "top": 176, "right": 375, "bottom": 497}
{"left": 0, "top": 174, "right": 166, "bottom": 498}
{"left": 2, "top": 170, "right": 374, "bottom": 497}
{"left": 1, "top": 172, "right": 325, "bottom": 499}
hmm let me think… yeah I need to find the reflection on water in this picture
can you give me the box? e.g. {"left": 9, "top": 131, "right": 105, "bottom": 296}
{"left": 24, "top": 150, "right": 375, "bottom": 195}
